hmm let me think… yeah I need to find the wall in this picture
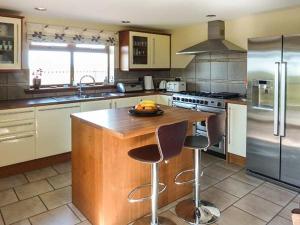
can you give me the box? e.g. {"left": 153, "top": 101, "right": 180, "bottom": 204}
{"left": 170, "top": 6, "right": 300, "bottom": 68}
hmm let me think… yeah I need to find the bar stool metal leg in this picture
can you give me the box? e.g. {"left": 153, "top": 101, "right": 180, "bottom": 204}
{"left": 175, "top": 149, "right": 220, "bottom": 225}
{"left": 131, "top": 163, "right": 176, "bottom": 225}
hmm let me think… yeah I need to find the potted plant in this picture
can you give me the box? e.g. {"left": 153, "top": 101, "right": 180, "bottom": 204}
{"left": 32, "top": 68, "right": 43, "bottom": 90}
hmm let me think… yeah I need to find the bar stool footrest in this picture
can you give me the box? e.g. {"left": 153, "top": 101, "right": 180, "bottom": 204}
{"left": 174, "top": 169, "right": 195, "bottom": 185}
{"left": 128, "top": 182, "right": 167, "bottom": 203}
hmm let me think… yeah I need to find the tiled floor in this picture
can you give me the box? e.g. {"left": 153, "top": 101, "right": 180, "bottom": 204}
{"left": 0, "top": 154, "right": 299, "bottom": 225}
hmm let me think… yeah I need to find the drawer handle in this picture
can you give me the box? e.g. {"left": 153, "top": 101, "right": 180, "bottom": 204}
{"left": 38, "top": 106, "right": 80, "bottom": 111}
{"left": 0, "top": 122, "right": 33, "bottom": 129}
{"left": 0, "top": 134, "right": 34, "bottom": 143}
{"left": 0, "top": 110, "right": 34, "bottom": 116}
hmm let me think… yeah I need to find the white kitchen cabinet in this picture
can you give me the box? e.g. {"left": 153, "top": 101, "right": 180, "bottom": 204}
{"left": 0, "top": 107, "right": 36, "bottom": 167}
{"left": 36, "top": 103, "right": 80, "bottom": 158}
{"left": 157, "top": 95, "right": 172, "bottom": 106}
{"left": 80, "top": 99, "right": 112, "bottom": 112}
{"left": 151, "top": 34, "right": 171, "bottom": 69}
{"left": 0, "top": 16, "right": 22, "bottom": 70}
{"left": 227, "top": 103, "right": 247, "bottom": 157}
{"left": 119, "top": 31, "right": 171, "bottom": 71}
{"left": 112, "top": 97, "right": 140, "bottom": 108}
{"left": 0, "top": 131, "right": 35, "bottom": 167}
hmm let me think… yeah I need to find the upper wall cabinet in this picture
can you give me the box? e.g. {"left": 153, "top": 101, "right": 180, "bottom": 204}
{"left": 0, "top": 15, "right": 22, "bottom": 70}
{"left": 119, "top": 31, "right": 170, "bottom": 71}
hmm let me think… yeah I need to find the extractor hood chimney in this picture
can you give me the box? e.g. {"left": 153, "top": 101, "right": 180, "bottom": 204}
{"left": 177, "top": 20, "right": 246, "bottom": 55}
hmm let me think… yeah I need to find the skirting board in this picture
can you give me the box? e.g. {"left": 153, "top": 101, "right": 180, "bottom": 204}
{"left": 228, "top": 153, "right": 246, "bottom": 167}
{"left": 0, "top": 153, "right": 71, "bottom": 178}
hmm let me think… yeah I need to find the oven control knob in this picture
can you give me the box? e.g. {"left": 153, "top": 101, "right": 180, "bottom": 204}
{"left": 217, "top": 102, "right": 222, "bottom": 107}
{"left": 192, "top": 99, "right": 196, "bottom": 103}
{"left": 196, "top": 100, "right": 200, "bottom": 103}
{"left": 189, "top": 99, "right": 192, "bottom": 102}
{"left": 173, "top": 97, "right": 176, "bottom": 100}
{"left": 181, "top": 98, "right": 184, "bottom": 101}
{"left": 200, "top": 100, "right": 204, "bottom": 104}
{"left": 204, "top": 101, "right": 208, "bottom": 105}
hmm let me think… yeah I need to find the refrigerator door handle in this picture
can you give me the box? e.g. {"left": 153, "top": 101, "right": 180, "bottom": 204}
{"left": 280, "top": 61, "right": 287, "bottom": 137}
{"left": 274, "top": 62, "right": 280, "bottom": 136}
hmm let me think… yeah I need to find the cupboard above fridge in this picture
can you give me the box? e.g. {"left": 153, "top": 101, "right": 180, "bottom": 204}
{"left": 0, "top": 15, "right": 23, "bottom": 70}
{"left": 119, "top": 30, "right": 170, "bottom": 71}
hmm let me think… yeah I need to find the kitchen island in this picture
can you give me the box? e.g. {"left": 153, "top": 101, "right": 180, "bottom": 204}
{"left": 71, "top": 106, "right": 212, "bottom": 225}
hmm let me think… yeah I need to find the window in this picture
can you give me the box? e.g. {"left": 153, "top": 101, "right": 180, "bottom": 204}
{"left": 28, "top": 43, "right": 114, "bottom": 86}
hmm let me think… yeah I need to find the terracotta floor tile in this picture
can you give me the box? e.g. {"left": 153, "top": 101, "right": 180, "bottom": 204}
{"left": 0, "top": 174, "right": 28, "bottom": 191}
{"left": 52, "top": 161, "right": 72, "bottom": 174}
{"left": 39, "top": 186, "right": 71, "bottom": 209}
{"left": 203, "top": 165, "right": 235, "bottom": 181}
{"left": 14, "top": 180, "right": 53, "bottom": 200}
{"left": 47, "top": 172, "right": 71, "bottom": 189}
{"left": 234, "top": 194, "right": 282, "bottom": 222}
{"left": 0, "top": 189, "right": 18, "bottom": 207}
{"left": 25, "top": 167, "right": 58, "bottom": 182}
{"left": 231, "top": 170, "right": 264, "bottom": 187}
{"left": 29, "top": 205, "right": 80, "bottom": 225}
{"left": 11, "top": 219, "right": 31, "bottom": 225}
{"left": 268, "top": 216, "right": 293, "bottom": 225}
{"left": 1, "top": 197, "right": 47, "bottom": 225}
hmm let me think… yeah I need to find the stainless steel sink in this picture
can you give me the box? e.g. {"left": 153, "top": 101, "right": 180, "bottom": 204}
{"left": 52, "top": 92, "right": 124, "bottom": 102}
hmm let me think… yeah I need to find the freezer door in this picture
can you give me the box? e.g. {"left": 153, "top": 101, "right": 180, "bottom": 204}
{"left": 246, "top": 36, "right": 282, "bottom": 179}
{"left": 281, "top": 35, "right": 300, "bottom": 186}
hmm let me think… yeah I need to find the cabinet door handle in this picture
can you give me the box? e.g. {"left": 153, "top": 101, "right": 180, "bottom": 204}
{"left": 153, "top": 38, "right": 155, "bottom": 65}
{"left": 0, "top": 122, "right": 33, "bottom": 129}
{"left": 114, "top": 102, "right": 117, "bottom": 108}
{"left": 228, "top": 106, "right": 231, "bottom": 145}
{"left": 0, "top": 134, "right": 34, "bottom": 143}
{"left": 38, "top": 105, "right": 80, "bottom": 111}
{"left": 0, "top": 110, "right": 34, "bottom": 116}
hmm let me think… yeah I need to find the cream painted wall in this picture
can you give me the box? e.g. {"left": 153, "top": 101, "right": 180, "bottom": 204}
{"left": 169, "top": 23, "right": 207, "bottom": 68}
{"left": 170, "top": 6, "right": 300, "bottom": 68}
{"left": 225, "top": 6, "right": 300, "bottom": 50}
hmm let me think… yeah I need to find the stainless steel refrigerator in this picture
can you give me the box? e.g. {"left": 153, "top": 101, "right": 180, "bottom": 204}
{"left": 247, "top": 35, "right": 300, "bottom": 188}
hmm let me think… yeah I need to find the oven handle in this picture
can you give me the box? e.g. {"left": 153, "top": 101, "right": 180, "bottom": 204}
{"left": 197, "top": 105, "right": 225, "bottom": 113}
{"left": 172, "top": 102, "right": 197, "bottom": 110}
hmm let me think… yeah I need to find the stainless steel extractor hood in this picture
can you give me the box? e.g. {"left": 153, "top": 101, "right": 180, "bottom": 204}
{"left": 177, "top": 20, "right": 246, "bottom": 55}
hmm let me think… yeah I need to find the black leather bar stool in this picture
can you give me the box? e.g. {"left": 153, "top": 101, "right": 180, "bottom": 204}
{"left": 128, "top": 120, "right": 188, "bottom": 225}
{"left": 174, "top": 114, "right": 225, "bottom": 225}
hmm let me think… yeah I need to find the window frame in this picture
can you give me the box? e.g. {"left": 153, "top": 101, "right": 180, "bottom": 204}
{"left": 29, "top": 43, "right": 112, "bottom": 87}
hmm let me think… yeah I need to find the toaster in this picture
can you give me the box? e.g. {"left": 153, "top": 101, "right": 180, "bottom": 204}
{"left": 166, "top": 81, "right": 186, "bottom": 92}
{"left": 116, "top": 83, "right": 143, "bottom": 93}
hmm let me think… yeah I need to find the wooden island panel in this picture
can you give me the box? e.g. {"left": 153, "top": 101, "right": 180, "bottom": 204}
{"left": 71, "top": 106, "right": 212, "bottom": 225}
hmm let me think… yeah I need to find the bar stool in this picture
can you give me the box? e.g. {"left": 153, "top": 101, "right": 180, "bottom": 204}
{"left": 174, "top": 114, "right": 225, "bottom": 225}
{"left": 127, "top": 120, "right": 188, "bottom": 225}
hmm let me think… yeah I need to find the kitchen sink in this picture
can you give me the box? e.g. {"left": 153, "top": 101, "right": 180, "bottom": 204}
{"left": 52, "top": 92, "right": 124, "bottom": 102}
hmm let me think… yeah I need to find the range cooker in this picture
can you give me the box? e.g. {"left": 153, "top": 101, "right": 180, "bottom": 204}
{"left": 172, "top": 91, "right": 240, "bottom": 156}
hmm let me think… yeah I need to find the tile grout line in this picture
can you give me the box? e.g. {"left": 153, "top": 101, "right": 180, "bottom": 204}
{"left": 66, "top": 203, "right": 84, "bottom": 222}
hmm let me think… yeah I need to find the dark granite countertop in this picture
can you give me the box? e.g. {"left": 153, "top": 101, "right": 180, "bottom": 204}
{"left": 0, "top": 91, "right": 173, "bottom": 110}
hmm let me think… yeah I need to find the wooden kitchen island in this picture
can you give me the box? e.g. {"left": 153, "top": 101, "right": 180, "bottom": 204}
{"left": 71, "top": 106, "right": 212, "bottom": 225}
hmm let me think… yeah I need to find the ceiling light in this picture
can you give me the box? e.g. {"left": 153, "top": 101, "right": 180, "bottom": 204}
{"left": 34, "top": 7, "right": 47, "bottom": 11}
{"left": 206, "top": 14, "right": 216, "bottom": 18}
{"left": 121, "top": 20, "right": 130, "bottom": 24}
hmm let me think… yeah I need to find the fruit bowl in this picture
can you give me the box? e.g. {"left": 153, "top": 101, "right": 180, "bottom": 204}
{"left": 128, "top": 107, "right": 164, "bottom": 117}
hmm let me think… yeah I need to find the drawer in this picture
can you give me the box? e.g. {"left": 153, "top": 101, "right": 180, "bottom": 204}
{"left": 0, "top": 119, "right": 35, "bottom": 136}
{"left": 0, "top": 108, "right": 35, "bottom": 122}
{"left": 0, "top": 131, "right": 35, "bottom": 167}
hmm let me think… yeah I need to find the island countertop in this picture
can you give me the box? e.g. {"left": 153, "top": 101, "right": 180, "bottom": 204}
{"left": 71, "top": 105, "right": 213, "bottom": 139}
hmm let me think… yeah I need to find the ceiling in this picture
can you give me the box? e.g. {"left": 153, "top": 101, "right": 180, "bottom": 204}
{"left": 1, "top": 0, "right": 300, "bottom": 29}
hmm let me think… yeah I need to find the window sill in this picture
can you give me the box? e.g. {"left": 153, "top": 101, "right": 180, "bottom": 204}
{"left": 24, "top": 84, "right": 116, "bottom": 94}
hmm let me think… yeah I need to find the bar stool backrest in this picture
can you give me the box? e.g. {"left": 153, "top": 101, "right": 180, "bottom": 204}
{"left": 206, "top": 114, "right": 225, "bottom": 148}
{"left": 156, "top": 120, "right": 188, "bottom": 162}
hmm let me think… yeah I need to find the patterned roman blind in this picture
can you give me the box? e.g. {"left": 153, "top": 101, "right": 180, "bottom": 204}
{"left": 26, "top": 22, "right": 118, "bottom": 46}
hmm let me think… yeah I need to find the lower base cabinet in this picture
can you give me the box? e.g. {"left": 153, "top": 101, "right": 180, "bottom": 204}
{"left": 80, "top": 99, "right": 112, "bottom": 112}
{"left": 227, "top": 103, "right": 247, "bottom": 157}
{"left": 36, "top": 103, "right": 81, "bottom": 158}
{"left": 0, "top": 131, "right": 35, "bottom": 167}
